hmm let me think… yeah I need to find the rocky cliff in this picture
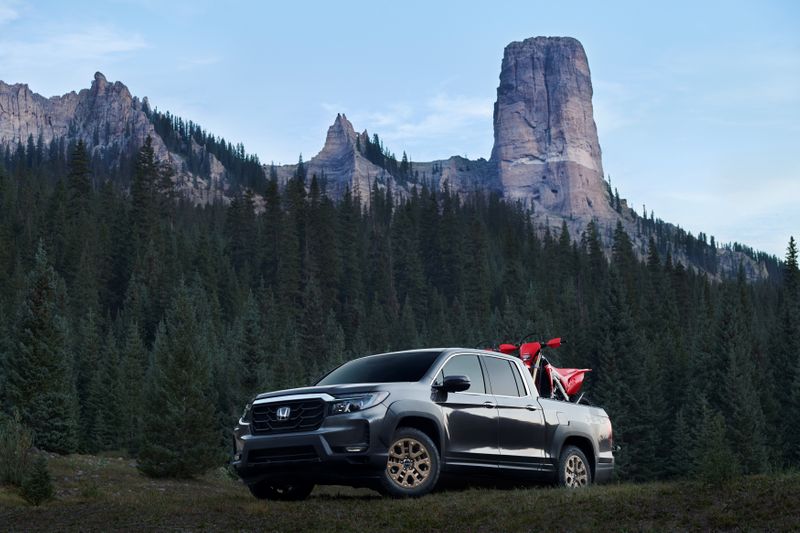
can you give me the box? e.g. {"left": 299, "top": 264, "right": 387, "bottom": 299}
{"left": 0, "top": 72, "right": 230, "bottom": 204}
{"left": 280, "top": 37, "right": 613, "bottom": 223}
{"left": 490, "top": 37, "right": 615, "bottom": 224}
{"left": 1, "top": 72, "right": 161, "bottom": 157}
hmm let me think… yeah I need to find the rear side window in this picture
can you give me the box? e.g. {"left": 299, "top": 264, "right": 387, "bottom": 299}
{"left": 438, "top": 355, "right": 486, "bottom": 394}
{"left": 483, "top": 357, "right": 524, "bottom": 397}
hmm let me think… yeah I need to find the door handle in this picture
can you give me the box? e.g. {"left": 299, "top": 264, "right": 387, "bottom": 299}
{"left": 525, "top": 405, "right": 539, "bottom": 411}
{"left": 483, "top": 401, "right": 496, "bottom": 409}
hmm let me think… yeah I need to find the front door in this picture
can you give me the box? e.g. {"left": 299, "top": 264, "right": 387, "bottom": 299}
{"left": 433, "top": 354, "right": 499, "bottom": 469}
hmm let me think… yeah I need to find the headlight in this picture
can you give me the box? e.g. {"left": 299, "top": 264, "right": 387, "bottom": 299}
{"left": 329, "top": 392, "right": 389, "bottom": 415}
{"left": 240, "top": 402, "right": 252, "bottom": 423}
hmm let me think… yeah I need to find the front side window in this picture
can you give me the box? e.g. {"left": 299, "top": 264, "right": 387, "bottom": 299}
{"left": 435, "top": 354, "right": 486, "bottom": 394}
{"left": 483, "top": 356, "right": 524, "bottom": 397}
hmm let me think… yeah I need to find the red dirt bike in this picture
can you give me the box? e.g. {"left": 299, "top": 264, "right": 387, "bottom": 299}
{"left": 490, "top": 337, "right": 592, "bottom": 404}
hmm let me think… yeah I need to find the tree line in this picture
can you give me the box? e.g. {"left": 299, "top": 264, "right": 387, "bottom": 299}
{"left": 0, "top": 137, "right": 798, "bottom": 481}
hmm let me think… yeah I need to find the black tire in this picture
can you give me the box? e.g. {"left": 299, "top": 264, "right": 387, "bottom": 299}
{"left": 248, "top": 480, "right": 315, "bottom": 501}
{"left": 379, "top": 427, "right": 440, "bottom": 498}
{"left": 557, "top": 445, "right": 592, "bottom": 488}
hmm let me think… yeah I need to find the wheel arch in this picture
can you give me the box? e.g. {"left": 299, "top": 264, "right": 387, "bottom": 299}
{"left": 558, "top": 434, "right": 596, "bottom": 479}
{"left": 383, "top": 400, "right": 445, "bottom": 457}
{"left": 394, "top": 415, "right": 443, "bottom": 454}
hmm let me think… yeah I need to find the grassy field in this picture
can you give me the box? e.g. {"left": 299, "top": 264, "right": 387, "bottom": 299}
{"left": 1, "top": 454, "right": 798, "bottom": 532}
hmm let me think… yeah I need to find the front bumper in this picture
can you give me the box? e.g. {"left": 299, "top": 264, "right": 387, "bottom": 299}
{"left": 232, "top": 403, "right": 390, "bottom": 486}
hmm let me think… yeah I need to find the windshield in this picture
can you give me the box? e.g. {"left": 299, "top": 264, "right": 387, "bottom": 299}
{"left": 316, "top": 350, "right": 443, "bottom": 386}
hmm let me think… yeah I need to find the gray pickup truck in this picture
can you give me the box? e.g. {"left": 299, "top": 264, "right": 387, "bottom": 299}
{"left": 232, "top": 348, "right": 614, "bottom": 499}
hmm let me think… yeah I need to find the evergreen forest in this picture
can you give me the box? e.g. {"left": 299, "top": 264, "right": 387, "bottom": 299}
{"left": 1, "top": 135, "right": 799, "bottom": 482}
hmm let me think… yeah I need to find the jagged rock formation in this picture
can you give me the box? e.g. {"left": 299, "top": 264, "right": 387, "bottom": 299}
{"left": 1, "top": 72, "right": 161, "bottom": 157}
{"left": 275, "top": 114, "right": 392, "bottom": 199}
{"left": 278, "top": 37, "right": 612, "bottom": 223}
{"left": 275, "top": 114, "right": 499, "bottom": 200}
{"left": 0, "top": 72, "right": 230, "bottom": 204}
{"left": 490, "top": 37, "right": 615, "bottom": 224}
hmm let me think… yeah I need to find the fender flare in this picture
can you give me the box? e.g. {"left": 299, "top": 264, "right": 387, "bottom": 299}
{"left": 549, "top": 421, "right": 599, "bottom": 464}
{"left": 381, "top": 399, "right": 446, "bottom": 455}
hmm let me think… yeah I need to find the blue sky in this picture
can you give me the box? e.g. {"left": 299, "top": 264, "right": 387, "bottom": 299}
{"left": 0, "top": 0, "right": 798, "bottom": 257}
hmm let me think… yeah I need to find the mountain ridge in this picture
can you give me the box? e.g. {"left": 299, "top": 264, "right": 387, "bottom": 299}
{"left": 0, "top": 39, "right": 775, "bottom": 280}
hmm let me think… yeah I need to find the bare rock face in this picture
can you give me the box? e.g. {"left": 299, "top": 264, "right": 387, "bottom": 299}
{"left": 491, "top": 37, "right": 615, "bottom": 222}
{"left": 0, "top": 72, "right": 229, "bottom": 205}
{"left": 275, "top": 114, "right": 394, "bottom": 201}
{"left": 309, "top": 114, "right": 390, "bottom": 199}
{"left": 0, "top": 72, "right": 161, "bottom": 156}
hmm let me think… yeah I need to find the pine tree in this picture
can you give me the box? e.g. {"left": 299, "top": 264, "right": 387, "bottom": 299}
{"left": 667, "top": 407, "right": 693, "bottom": 478}
{"left": 779, "top": 237, "right": 800, "bottom": 463}
{"left": 66, "top": 140, "right": 91, "bottom": 219}
{"left": 337, "top": 188, "right": 365, "bottom": 345}
{"left": 716, "top": 283, "right": 768, "bottom": 474}
{"left": 21, "top": 454, "right": 54, "bottom": 506}
{"left": 130, "top": 136, "right": 159, "bottom": 245}
{"left": 225, "top": 190, "right": 257, "bottom": 276}
{"left": 5, "top": 243, "right": 78, "bottom": 453}
{"left": 119, "top": 320, "right": 147, "bottom": 454}
{"left": 396, "top": 296, "right": 420, "bottom": 349}
{"left": 300, "top": 273, "right": 327, "bottom": 371}
{"left": 260, "top": 170, "right": 282, "bottom": 287}
{"left": 322, "top": 310, "right": 346, "bottom": 372}
{"left": 91, "top": 330, "right": 124, "bottom": 451}
{"left": 307, "top": 188, "right": 341, "bottom": 311}
{"left": 695, "top": 407, "right": 739, "bottom": 484}
{"left": 788, "top": 360, "right": 800, "bottom": 464}
{"left": 462, "top": 218, "right": 491, "bottom": 325}
{"left": 236, "top": 291, "right": 268, "bottom": 401}
{"left": 64, "top": 140, "right": 93, "bottom": 284}
{"left": 74, "top": 309, "right": 101, "bottom": 452}
{"left": 138, "top": 284, "right": 222, "bottom": 478}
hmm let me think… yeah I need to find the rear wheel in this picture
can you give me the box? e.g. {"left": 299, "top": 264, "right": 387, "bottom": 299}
{"left": 558, "top": 445, "right": 592, "bottom": 488}
{"left": 379, "top": 427, "right": 440, "bottom": 497}
{"left": 248, "top": 480, "right": 314, "bottom": 501}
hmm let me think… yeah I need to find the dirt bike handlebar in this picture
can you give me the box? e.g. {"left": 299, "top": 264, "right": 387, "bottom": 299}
{"left": 517, "top": 334, "right": 564, "bottom": 349}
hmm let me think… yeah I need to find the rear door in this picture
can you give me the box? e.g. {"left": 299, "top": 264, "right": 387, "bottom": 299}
{"left": 481, "top": 355, "right": 549, "bottom": 471}
{"left": 433, "top": 354, "right": 500, "bottom": 469}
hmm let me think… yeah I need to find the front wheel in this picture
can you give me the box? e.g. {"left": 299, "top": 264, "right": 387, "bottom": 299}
{"left": 379, "top": 427, "right": 440, "bottom": 497}
{"left": 248, "top": 480, "right": 314, "bottom": 501}
{"left": 557, "top": 445, "right": 592, "bottom": 488}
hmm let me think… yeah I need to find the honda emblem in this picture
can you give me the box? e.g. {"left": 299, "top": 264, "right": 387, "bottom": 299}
{"left": 276, "top": 406, "right": 291, "bottom": 421}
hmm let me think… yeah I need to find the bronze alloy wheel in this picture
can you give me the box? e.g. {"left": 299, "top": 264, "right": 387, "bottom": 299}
{"left": 564, "top": 453, "right": 589, "bottom": 487}
{"left": 386, "top": 437, "right": 432, "bottom": 488}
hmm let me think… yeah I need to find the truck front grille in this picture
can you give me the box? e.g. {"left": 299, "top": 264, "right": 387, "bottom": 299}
{"left": 250, "top": 398, "right": 326, "bottom": 435}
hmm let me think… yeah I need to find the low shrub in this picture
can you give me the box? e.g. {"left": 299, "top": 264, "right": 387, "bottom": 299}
{"left": 0, "top": 411, "right": 34, "bottom": 486}
{"left": 21, "top": 454, "right": 54, "bottom": 506}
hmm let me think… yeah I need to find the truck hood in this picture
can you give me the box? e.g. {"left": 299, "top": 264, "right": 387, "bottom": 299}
{"left": 253, "top": 382, "right": 397, "bottom": 402}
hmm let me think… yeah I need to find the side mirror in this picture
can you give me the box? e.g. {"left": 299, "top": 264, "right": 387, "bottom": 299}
{"left": 434, "top": 375, "right": 471, "bottom": 393}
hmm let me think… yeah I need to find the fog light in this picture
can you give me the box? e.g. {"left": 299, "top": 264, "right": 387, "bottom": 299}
{"left": 345, "top": 446, "right": 367, "bottom": 453}
{"left": 234, "top": 453, "right": 241, "bottom": 461}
